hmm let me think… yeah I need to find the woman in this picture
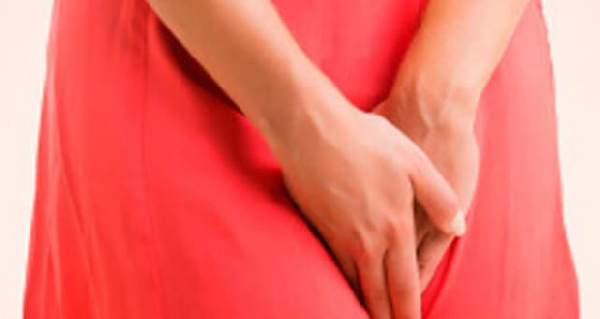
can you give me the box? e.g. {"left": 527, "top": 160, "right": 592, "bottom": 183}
{"left": 23, "top": 0, "right": 579, "bottom": 317}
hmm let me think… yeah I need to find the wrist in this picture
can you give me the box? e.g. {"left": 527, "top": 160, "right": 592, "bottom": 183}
{"left": 388, "top": 69, "right": 481, "bottom": 138}
{"left": 255, "top": 62, "right": 361, "bottom": 163}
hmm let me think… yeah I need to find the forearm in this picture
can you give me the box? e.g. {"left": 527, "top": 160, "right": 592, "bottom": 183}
{"left": 389, "top": 0, "right": 531, "bottom": 133}
{"left": 146, "top": 0, "right": 355, "bottom": 152}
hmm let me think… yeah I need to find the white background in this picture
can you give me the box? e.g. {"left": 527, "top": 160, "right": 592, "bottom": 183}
{"left": 0, "top": 0, "right": 598, "bottom": 317}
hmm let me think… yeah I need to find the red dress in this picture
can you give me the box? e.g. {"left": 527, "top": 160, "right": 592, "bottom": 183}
{"left": 23, "top": 0, "right": 579, "bottom": 317}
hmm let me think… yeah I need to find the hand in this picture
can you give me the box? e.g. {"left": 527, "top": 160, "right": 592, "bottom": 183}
{"left": 372, "top": 93, "right": 479, "bottom": 291}
{"left": 273, "top": 102, "right": 465, "bottom": 319}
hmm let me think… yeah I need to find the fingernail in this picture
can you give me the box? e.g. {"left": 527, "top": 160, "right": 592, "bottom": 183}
{"left": 450, "top": 209, "right": 466, "bottom": 236}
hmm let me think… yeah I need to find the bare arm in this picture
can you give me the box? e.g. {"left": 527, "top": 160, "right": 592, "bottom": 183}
{"left": 145, "top": 0, "right": 350, "bottom": 148}
{"left": 389, "top": 0, "right": 532, "bottom": 131}
{"left": 146, "top": 0, "right": 464, "bottom": 318}
{"left": 374, "top": 0, "right": 533, "bottom": 291}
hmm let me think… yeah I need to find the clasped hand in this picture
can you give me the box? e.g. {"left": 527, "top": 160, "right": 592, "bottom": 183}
{"left": 276, "top": 91, "right": 479, "bottom": 319}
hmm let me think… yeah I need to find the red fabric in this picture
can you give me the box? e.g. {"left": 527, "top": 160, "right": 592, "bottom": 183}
{"left": 24, "top": 0, "right": 579, "bottom": 317}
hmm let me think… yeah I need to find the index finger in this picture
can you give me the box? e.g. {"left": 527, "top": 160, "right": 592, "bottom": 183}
{"left": 409, "top": 149, "right": 465, "bottom": 236}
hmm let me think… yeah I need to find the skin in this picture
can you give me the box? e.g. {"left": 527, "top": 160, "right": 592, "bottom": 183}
{"left": 373, "top": 0, "right": 533, "bottom": 299}
{"left": 146, "top": 0, "right": 531, "bottom": 317}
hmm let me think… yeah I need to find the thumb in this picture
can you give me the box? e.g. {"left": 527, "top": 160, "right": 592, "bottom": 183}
{"left": 409, "top": 149, "right": 466, "bottom": 236}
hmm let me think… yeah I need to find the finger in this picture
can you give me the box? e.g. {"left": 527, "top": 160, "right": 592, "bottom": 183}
{"left": 409, "top": 149, "right": 466, "bottom": 236}
{"left": 323, "top": 238, "right": 364, "bottom": 303}
{"left": 386, "top": 217, "right": 421, "bottom": 319}
{"left": 414, "top": 202, "right": 433, "bottom": 244}
{"left": 334, "top": 254, "right": 363, "bottom": 302}
{"left": 417, "top": 231, "right": 453, "bottom": 292}
{"left": 357, "top": 251, "right": 392, "bottom": 319}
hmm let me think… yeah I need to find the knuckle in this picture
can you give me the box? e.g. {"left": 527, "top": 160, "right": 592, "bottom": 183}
{"left": 390, "top": 147, "right": 414, "bottom": 174}
{"left": 351, "top": 228, "right": 379, "bottom": 263}
{"left": 407, "top": 146, "right": 428, "bottom": 177}
{"left": 386, "top": 216, "right": 412, "bottom": 241}
{"left": 383, "top": 216, "right": 400, "bottom": 239}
